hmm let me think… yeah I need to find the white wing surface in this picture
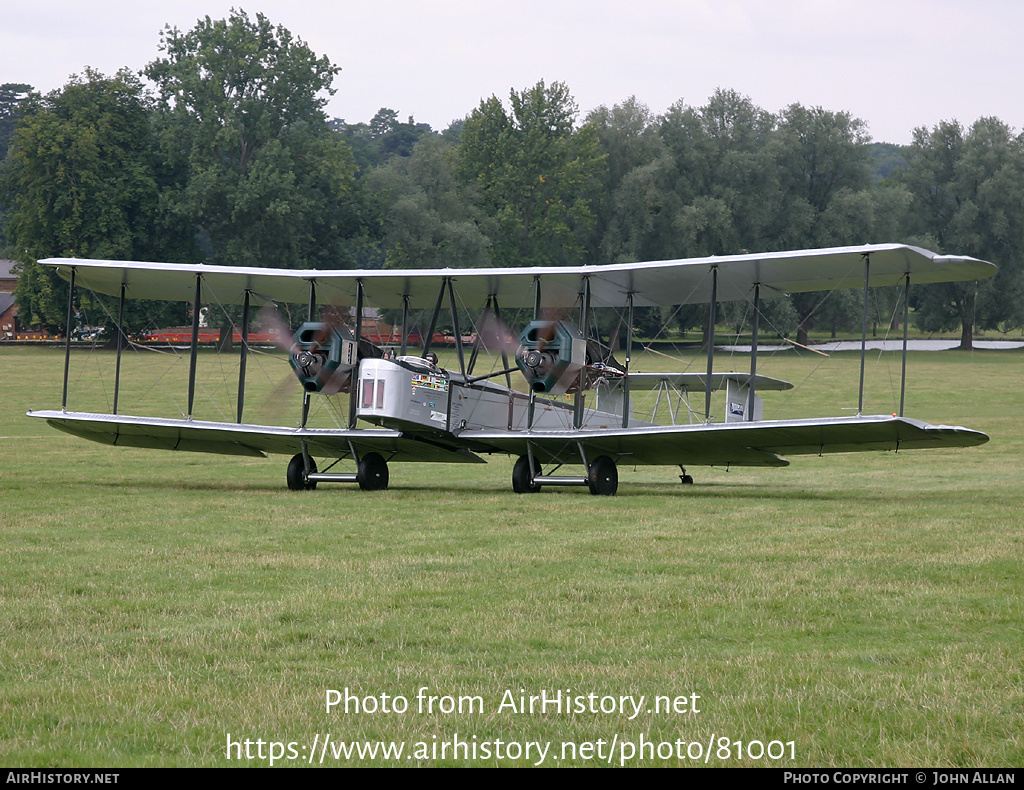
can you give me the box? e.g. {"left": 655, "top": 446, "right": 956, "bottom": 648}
{"left": 39, "top": 243, "right": 996, "bottom": 309}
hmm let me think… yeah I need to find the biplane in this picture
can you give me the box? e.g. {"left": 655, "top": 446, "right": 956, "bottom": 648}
{"left": 28, "top": 244, "right": 995, "bottom": 495}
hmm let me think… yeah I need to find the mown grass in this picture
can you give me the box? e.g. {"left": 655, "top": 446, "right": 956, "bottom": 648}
{"left": 1, "top": 344, "right": 1022, "bottom": 767}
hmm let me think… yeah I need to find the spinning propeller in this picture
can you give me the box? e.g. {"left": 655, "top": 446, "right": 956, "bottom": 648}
{"left": 515, "top": 319, "right": 627, "bottom": 395}
{"left": 257, "top": 304, "right": 382, "bottom": 396}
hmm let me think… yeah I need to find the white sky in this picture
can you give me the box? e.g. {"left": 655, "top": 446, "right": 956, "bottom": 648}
{"left": 3, "top": 0, "right": 1022, "bottom": 144}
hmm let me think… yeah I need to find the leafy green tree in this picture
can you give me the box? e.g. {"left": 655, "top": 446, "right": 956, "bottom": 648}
{"left": 658, "top": 89, "right": 784, "bottom": 257}
{"left": 588, "top": 98, "right": 663, "bottom": 194}
{"left": 0, "top": 83, "right": 32, "bottom": 166}
{"left": 1, "top": 69, "right": 172, "bottom": 332}
{"left": 365, "top": 134, "right": 492, "bottom": 270}
{"left": 773, "top": 104, "right": 871, "bottom": 229}
{"left": 900, "top": 118, "right": 1024, "bottom": 347}
{"left": 770, "top": 104, "right": 873, "bottom": 343}
{"left": 458, "top": 80, "right": 604, "bottom": 267}
{"left": 814, "top": 184, "right": 916, "bottom": 336}
{"left": 585, "top": 97, "right": 674, "bottom": 263}
{"left": 867, "top": 142, "right": 908, "bottom": 184}
{"left": 603, "top": 90, "right": 784, "bottom": 346}
{"left": 145, "top": 9, "right": 366, "bottom": 269}
{"left": 574, "top": 98, "right": 671, "bottom": 343}
{"left": 333, "top": 109, "right": 435, "bottom": 173}
{"left": 0, "top": 83, "right": 33, "bottom": 254}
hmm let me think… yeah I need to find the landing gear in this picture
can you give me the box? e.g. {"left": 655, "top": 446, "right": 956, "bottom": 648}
{"left": 512, "top": 453, "right": 620, "bottom": 495}
{"left": 679, "top": 466, "right": 693, "bottom": 485}
{"left": 512, "top": 455, "right": 541, "bottom": 493}
{"left": 287, "top": 452, "right": 317, "bottom": 491}
{"left": 286, "top": 451, "right": 389, "bottom": 491}
{"left": 357, "top": 452, "right": 389, "bottom": 491}
{"left": 587, "top": 455, "right": 618, "bottom": 496}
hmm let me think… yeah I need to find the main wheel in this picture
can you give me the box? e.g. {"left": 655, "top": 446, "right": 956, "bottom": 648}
{"left": 512, "top": 455, "right": 541, "bottom": 493}
{"left": 357, "top": 452, "right": 389, "bottom": 491}
{"left": 587, "top": 455, "right": 618, "bottom": 496}
{"left": 287, "top": 453, "right": 317, "bottom": 491}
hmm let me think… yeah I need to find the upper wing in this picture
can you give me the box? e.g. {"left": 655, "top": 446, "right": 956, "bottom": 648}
{"left": 28, "top": 410, "right": 485, "bottom": 464}
{"left": 39, "top": 243, "right": 996, "bottom": 310}
{"left": 461, "top": 415, "right": 990, "bottom": 468}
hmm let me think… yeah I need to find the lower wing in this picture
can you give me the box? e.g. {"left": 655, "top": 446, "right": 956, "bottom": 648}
{"left": 29, "top": 410, "right": 986, "bottom": 469}
{"left": 461, "top": 415, "right": 989, "bottom": 468}
{"left": 28, "top": 410, "right": 485, "bottom": 464}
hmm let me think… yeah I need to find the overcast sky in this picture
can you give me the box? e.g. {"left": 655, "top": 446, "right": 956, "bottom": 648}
{"left": 3, "top": 1, "right": 1022, "bottom": 144}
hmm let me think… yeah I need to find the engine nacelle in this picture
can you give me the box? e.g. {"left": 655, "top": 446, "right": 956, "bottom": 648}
{"left": 515, "top": 320, "right": 587, "bottom": 395}
{"left": 289, "top": 322, "right": 358, "bottom": 393}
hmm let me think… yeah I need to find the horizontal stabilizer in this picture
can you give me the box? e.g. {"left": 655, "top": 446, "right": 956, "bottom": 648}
{"left": 619, "top": 372, "right": 793, "bottom": 392}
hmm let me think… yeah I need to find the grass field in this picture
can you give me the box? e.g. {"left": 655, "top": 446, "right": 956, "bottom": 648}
{"left": 1, "top": 343, "right": 1021, "bottom": 767}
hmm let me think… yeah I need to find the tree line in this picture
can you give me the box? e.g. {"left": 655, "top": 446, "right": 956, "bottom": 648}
{"left": 1, "top": 9, "right": 1021, "bottom": 347}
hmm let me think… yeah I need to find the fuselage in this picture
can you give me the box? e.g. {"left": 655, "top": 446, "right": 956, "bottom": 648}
{"left": 356, "top": 356, "right": 644, "bottom": 437}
